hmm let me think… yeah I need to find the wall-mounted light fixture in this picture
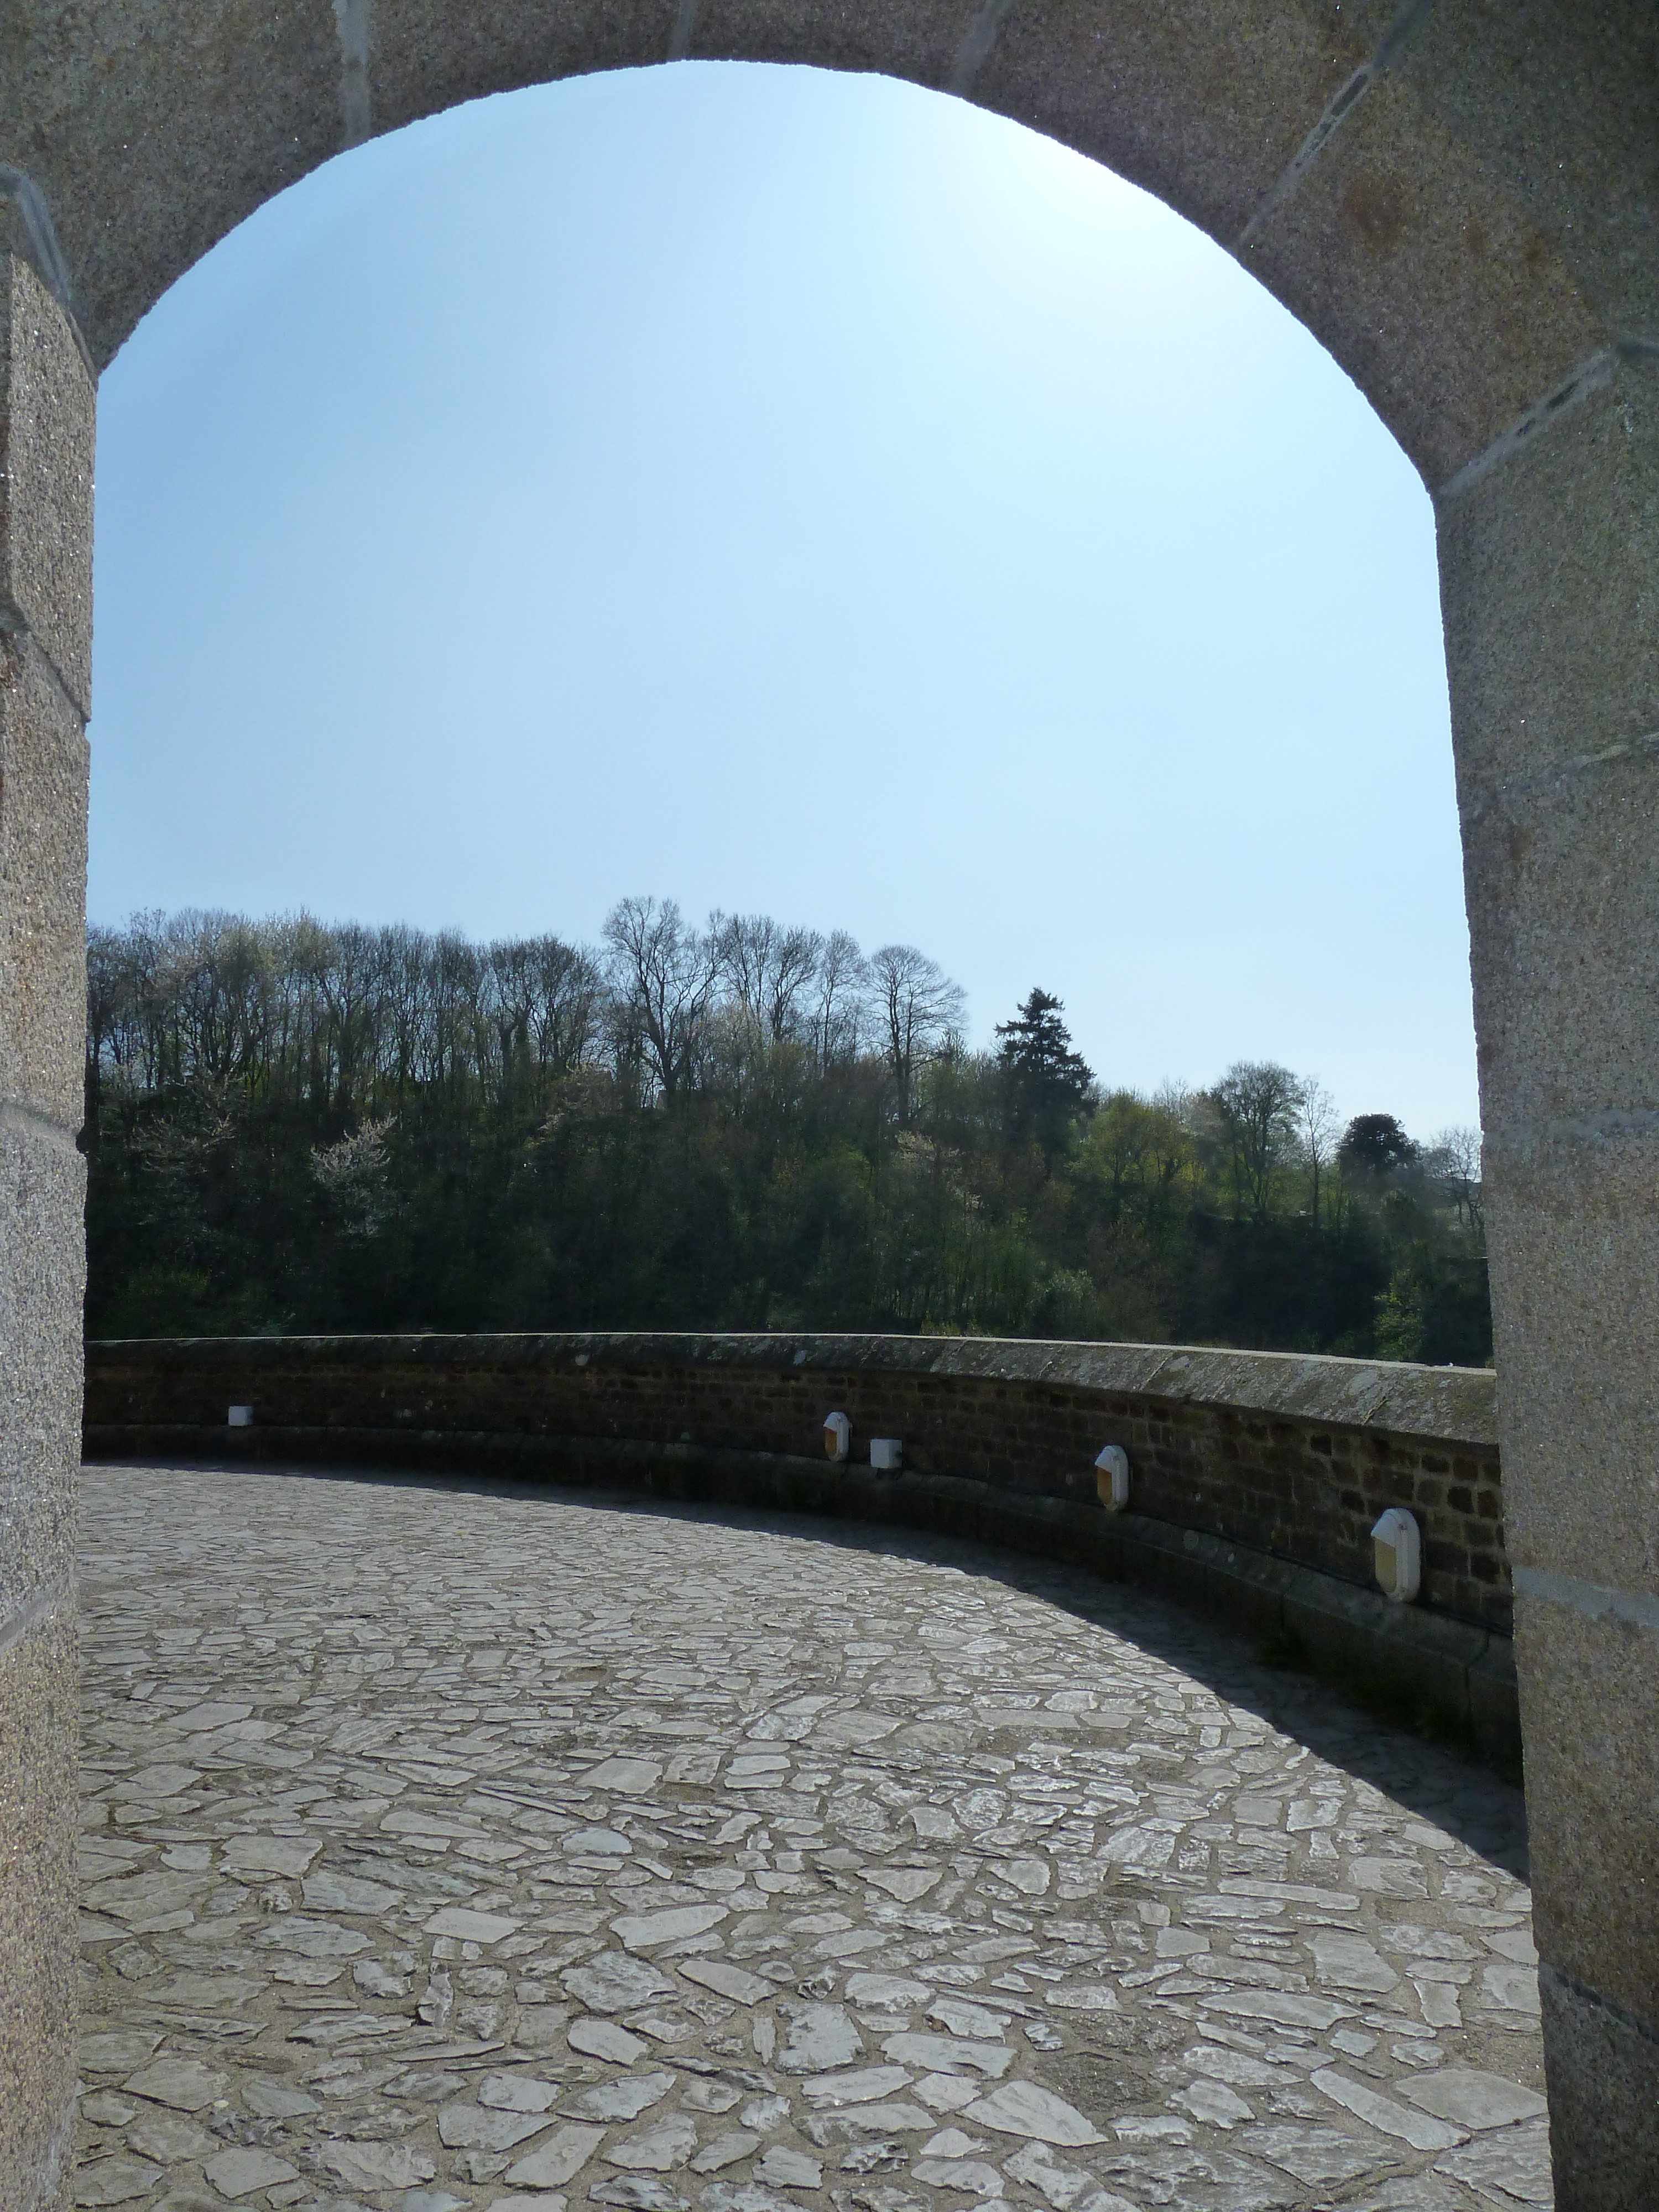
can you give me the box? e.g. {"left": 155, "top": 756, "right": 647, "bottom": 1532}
{"left": 1095, "top": 1444, "right": 1130, "bottom": 1511}
{"left": 1371, "top": 1507, "right": 1421, "bottom": 1603}
{"left": 228, "top": 1405, "right": 254, "bottom": 1428}
{"left": 823, "top": 1411, "right": 851, "bottom": 1463}
{"left": 870, "top": 1438, "right": 903, "bottom": 1473}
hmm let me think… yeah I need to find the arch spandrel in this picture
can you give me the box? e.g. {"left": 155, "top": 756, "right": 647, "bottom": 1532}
{"left": 1, "top": 0, "right": 1647, "bottom": 472}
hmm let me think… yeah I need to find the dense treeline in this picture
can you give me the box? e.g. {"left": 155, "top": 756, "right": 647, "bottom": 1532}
{"left": 83, "top": 904, "right": 1491, "bottom": 1363}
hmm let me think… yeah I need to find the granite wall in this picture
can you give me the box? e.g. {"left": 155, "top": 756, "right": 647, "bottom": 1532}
{"left": 4, "top": 0, "right": 1657, "bottom": 2197}
{"left": 0, "top": 240, "right": 91, "bottom": 2212}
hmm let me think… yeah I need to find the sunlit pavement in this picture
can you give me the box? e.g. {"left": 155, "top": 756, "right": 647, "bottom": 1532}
{"left": 74, "top": 1464, "right": 1552, "bottom": 2211}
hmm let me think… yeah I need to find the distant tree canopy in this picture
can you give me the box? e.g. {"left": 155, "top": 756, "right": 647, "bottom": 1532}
{"left": 996, "top": 989, "right": 1094, "bottom": 1163}
{"left": 82, "top": 904, "right": 1491, "bottom": 1366}
{"left": 1339, "top": 1112, "right": 1418, "bottom": 1178}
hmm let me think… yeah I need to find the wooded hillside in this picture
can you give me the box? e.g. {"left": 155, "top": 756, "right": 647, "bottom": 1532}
{"left": 84, "top": 904, "right": 1490, "bottom": 1363}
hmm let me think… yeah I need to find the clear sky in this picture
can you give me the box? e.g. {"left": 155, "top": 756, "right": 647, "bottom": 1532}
{"left": 88, "top": 61, "right": 1479, "bottom": 1137}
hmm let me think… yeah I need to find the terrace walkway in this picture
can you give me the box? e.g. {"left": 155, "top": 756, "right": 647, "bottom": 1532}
{"left": 75, "top": 1465, "right": 1552, "bottom": 2212}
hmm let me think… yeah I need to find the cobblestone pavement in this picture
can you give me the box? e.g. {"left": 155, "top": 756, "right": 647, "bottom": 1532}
{"left": 75, "top": 1465, "right": 1552, "bottom": 2212}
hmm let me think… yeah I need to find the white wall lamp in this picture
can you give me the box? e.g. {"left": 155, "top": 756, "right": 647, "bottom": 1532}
{"left": 823, "top": 1411, "right": 851, "bottom": 1463}
{"left": 870, "top": 1438, "right": 904, "bottom": 1473}
{"left": 1095, "top": 1444, "right": 1130, "bottom": 1512}
{"left": 228, "top": 1405, "right": 254, "bottom": 1428}
{"left": 1371, "top": 1507, "right": 1422, "bottom": 1603}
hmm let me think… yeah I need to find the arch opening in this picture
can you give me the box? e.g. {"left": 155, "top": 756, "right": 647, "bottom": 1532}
{"left": 3, "top": 5, "right": 1657, "bottom": 2203}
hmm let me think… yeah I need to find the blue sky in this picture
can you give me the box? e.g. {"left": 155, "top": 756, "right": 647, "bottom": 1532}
{"left": 88, "top": 61, "right": 1478, "bottom": 1135}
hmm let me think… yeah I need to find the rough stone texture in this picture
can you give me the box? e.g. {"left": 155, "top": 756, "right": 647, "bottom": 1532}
{"left": 1394, "top": 0, "right": 1659, "bottom": 346}
{"left": 1, "top": 0, "right": 342, "bottom": 372}
{"left": 0, "top": 636, "right": 91, "bottom": 1131}
{"left": 372, "top": 0, "right": 684, "bottom": 144}
{"left": 0, "top": 1594, "right": 79, "bottom": 2212}
{"left": 0, "top": 243, "right": 86, "bottom": 2212}
{"left": 1, "top": 0, "right": 1650, "bottom": 390}
{"left": 1514, "top": 1595, "right": 1659, "bottom": 2031}
{"left": 1482, "top": 1123, "right": 1659, "bottom": 1600}
{"left": 1437, "top": 361, "right": 1658, "bottom": 801}
{"left": 1539, "top": 1967, "right": 1659, "bottom": 2212}
{"left": 1434, "top": 202, "right": 1659, "bottom": 2212}
{"left": 1438, "top": 363, "right": 1659, "bottom": 1129}
{"left": 0, "top": 1113, "right": 82, "bottom": 1625}
{"left": 83, "top": 1332, "right": 1512, "bottom": 1633}
{"left": 74, "top": 1460, "right": 1550, "bottom": 2209}
{"left": 1459, "top": 746, "right": 1659, "bottom": 1140}
{"left": 0, "top": 254, "right": 95, "bottom": 718}
{"left": 962, "top": 0, "right": 1366, "bottom": 249}
{"left": 79, "top": 1428, "right": 1528, "bottom": 1769}
{"left": 688, "top": 0, "right": 964, "bottom": 87}
{"left": 1242, "top": 64, "right": 1608, "bottom": 489}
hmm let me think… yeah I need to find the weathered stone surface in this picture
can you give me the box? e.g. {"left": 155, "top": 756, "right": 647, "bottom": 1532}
{"left": 1394, "top": 1, "right": 1659, "bottom": 345}
{"left": 1427, "top": 198, "right": 1658, "bottom": 2209}
{"left": 0, "top": 255, "right": 95, "bottom": 716}
{"left": 0, "top": 1594, "right": 77, "bottom": 2212}
{"left": 0, "top": 622, "right": 88, "bottom": 1138}
{"left": 0, "top": 1109, "right": 83, "bottom": 1625}
{"left": 1438, "top": 363, "right": 1659, "bottom": 1134}
{"left": 0, "top": 285, "right": 87, "bottom": 2212}
{"left": 1537, "top": 1965, "right": 1659, "bottom": 2212}
{"left": 1239, "top": 64, "right": 1608, "bottom": 487}
{"left": 74, "top": 1461, "right": 1548, "bottom": 2208}
{"left": 973, "top": 0, "right": 1369, "bottom": 250}
{"left": 1459, "top": 750, "right": 1659, "bottom": 1142}
{"left": 1515, "top": 1594, "right": 1659, "bottom": 2032}
{"left": 1483, "top": 1121, "right": 1659, "bottom": 1601}
{"left": 1438, "top": 363, "right": 1658, "bottom": 806}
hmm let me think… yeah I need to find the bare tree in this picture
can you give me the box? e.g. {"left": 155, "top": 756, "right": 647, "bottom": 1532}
{"left": 375, "top": 923, "right": 430, "bottom": 1104}
{"left": 811, "top": 930, "right": 868, "bottom": 1072}
{"left": 1215, "top": 1060, "right": 1304, "bottom": 1222}
{"left": 1430, "top": 1124, "right": 1484, "bottom": 1234}
{"left": 1297, "top": 1077, "right": 1340, "bottom": 1231}
{"left": 713, "top": 914, "right": 823, "bottom": 1047}
{"left": 603, "top": 896, "right": 720, "bottom": 1105}
{"left": 869, "top": 944, "right": 966, "bottom": 1124}
{"left": 529, "top": 937, "right": 607, "bottom": 1076}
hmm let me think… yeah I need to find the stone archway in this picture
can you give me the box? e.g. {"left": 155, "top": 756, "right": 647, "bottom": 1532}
{"left": 2, "top": 7, "right": 1654, "bottom": 2205}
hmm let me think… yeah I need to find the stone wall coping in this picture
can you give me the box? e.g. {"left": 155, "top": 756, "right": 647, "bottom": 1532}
{"left": 85, "top": 1332, "right": 1498, "bottom": 1449}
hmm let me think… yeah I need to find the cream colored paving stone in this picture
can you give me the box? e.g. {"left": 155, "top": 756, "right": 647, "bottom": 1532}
{"left": 607, "top": 2112, "right": 701, "bottom": 2169}
{"left": 121, "top": 2056, "right": 228, "bottom": 2110}
{"left": 81, "top": 2031, "right": 163, "bottom": 2072}
{"left": 124, "top": 2108, "right": 215, "bottom": 2164}
{"left": 569, "top": 2070, "right": 677, "bottom": 2121}
{"left": 691, "top": 2127, "right": 761, "bottom": 2171}
{"left": 504, "top": 2121, "right": 607, "bottom": 2187}
{"left": 1404, "top": 2067, "right": 1549, "bottom": 2129}
{"left": 222, "top": 1834, "right": 321, "bottom": 1877}
{"left": 75, "top": 1465, "right": 1547, "bottom": 2206}
{"left": 202, "top": 2145, "right": 300, "bottom": 2197}
{"left": 321, "top": 2136, "right": 440, "bottom": 2186}
{"left": 71, "top": 2157, "right": 165, "bottom": 2206}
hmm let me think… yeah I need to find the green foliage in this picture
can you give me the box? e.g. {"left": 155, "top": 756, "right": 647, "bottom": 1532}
{"left": 1340, "top": 1112, "right": 1417, "bottom": 1178}
{"left": 995, "top": 988, "right": 1093, "bottom": 1165}
{"left": 82, "top": 909, "right": 1492, "bottom": 1365}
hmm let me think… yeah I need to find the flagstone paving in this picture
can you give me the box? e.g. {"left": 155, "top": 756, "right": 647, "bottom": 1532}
{"left": 75, "top": 1463, "right": 1552, "bottom": 2212}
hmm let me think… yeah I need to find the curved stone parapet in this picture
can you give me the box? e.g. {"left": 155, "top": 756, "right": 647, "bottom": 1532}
{"left": 84, "top": 1331, "right": 1518, "bottom": 1766}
